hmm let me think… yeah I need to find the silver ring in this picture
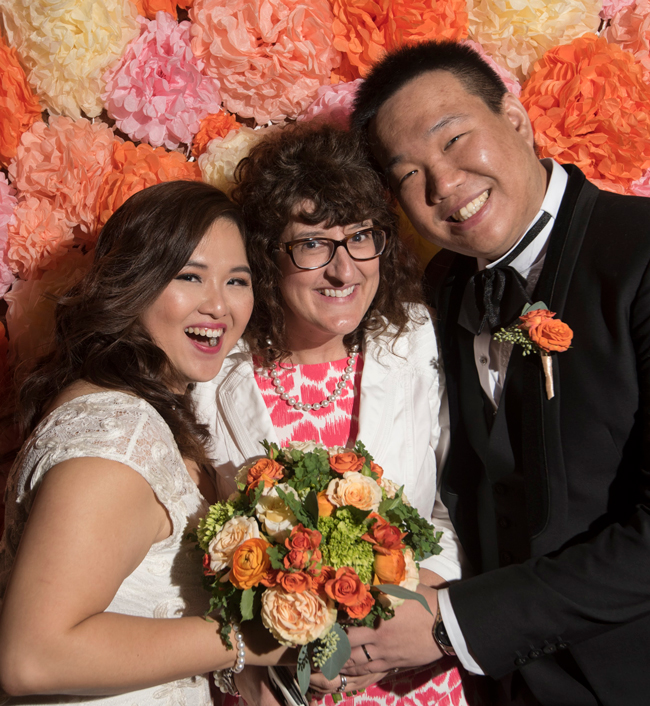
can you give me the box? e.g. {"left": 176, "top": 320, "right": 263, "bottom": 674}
{"left": 361, "top": 644, "right": 373, "bottom": 662}
{"left": 336, "top": 674, "right": 347, "bottom": 693}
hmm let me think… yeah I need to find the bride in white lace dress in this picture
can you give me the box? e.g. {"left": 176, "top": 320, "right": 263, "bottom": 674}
{"left": 0, "top": 182, "right": 289, "bottom": 705}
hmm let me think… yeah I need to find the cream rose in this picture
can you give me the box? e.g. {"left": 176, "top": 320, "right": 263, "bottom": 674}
{"left": 255, "top": 483, "right": 299, "bottom": 541}
{"left": 235, "top": 461, "right": 255, "bottom": 486}
{"left": 207, "top": 516, "right": 259, "bottom": 573}
{"left": 378, "top": 548, "right": 420, "bottom": 609}
{"left": 284, "top": 440, "right": 326, "bottom": 454}
{"left": 326, "top": 471, "right": 382, "bottom": 512}
{"left": 261, "top": 586, "right": 337, "bottom": 646}
{"left": 378, "top": 477, "right": 412, "bottom": 507}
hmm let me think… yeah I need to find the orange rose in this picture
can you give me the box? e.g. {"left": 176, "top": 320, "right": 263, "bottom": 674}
{"left": 325, "top": 566, "right": 368, "bottom": 607}
{"left": 317, "top": 490, "right": 335, "bottom": 517}
{"left": 231, "top": 538, "right": 271, "bottom": 590}
{"left": 202, "top": 553, "right": 215, "bottom": 576}
{"left": 529, "top": 319, "right": 573, "bottom": 354}
{"left": 285, "top": 524, "right": 322, "bottom": 552}
{"left": 260, "top": 568, "right": 280, "bottom": 588}
{"left": 370, "top": 462, "right": 384, "bottom": 480}
{"left": 345, "top": 590, "right": 375, "bottom": 620}
{"left": 312, "top": 565, "right": 337, "bottom": 593}
{"left": 362, "top": 513, "right": 406, "bottom": 552}
{"left": 373, "top": 548, "right": 406, "bottom": 585}
{"left": 247, "top": 457, "right": 285, "bottom": 490}
{"left": 518, "top": 309, "right": 556, "bottom": 334}
{"left": 279, "top": 571, "right": 313, "bottom": 594}
{"left": 329, "top": 451, "right": 365, "bottom": 474}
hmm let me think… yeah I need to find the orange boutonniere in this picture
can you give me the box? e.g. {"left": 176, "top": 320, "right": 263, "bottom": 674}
{"left": 493, "top": 302, "right": 573, "bottom": 400}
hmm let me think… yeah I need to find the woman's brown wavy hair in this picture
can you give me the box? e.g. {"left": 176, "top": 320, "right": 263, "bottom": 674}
{"left": 16, "top": 180, "right": 244, "bottom": 467}
{"left": 231, "top": 122, "right": 424, "bottom": 366}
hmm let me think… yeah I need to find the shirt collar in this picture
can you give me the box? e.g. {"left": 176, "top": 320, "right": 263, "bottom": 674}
{"left": 478, "top": 159, "right": 568, "bottom": 275}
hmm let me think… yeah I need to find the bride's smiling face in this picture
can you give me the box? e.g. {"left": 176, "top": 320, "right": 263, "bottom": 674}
{"left": 140, "top": 219, "right": 254, "bottom": 390}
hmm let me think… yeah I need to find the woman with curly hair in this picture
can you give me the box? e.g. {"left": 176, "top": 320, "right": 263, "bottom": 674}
{"left": 0, "top": 181, "right": 292, "bottom": 705}
{"left": 194, "top": 124, "right": 478, "bottom": 706}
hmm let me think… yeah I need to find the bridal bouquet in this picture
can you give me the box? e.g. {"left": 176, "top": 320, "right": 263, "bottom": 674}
{"left": 195, "top": 440, "right": 442, "bottom": 692}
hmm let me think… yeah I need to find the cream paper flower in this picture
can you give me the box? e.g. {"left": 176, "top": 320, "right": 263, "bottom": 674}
{"left": 326, "top": 471, "right": 382, "bottom": 512}
{"left": 261, "top": 586, "right": 337, "bottom": 646}
{"left": 255, "top": 483, "right": 299, "bottom": 542}
{"left": 207, "top": 515, "right": 259, "bottom": 573}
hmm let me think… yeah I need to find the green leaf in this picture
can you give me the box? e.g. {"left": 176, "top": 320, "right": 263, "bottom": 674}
{"left": 304, "top": 489, "right": 319, "bottom": 525}
{"left": 240, "top": 588, "right": 256, "bottom": 621}
{"left": 521, "top": 300, "right": 548, "bottom": 314}
{"left": 266, "top": 544, "right": 288, "bottom": 570}
{"left": 297, "top": 644, "right": 311, "bottom": 695}
{"left": 320, "top": 624, "right": 352, "bottom": 681}
{"left": 343, "top": 506, "right": 371, "bottom": 524}
{"left": 374, "top": 584, "right": 434, "bottom": 615}
{"left": 275, "top": 486, "right": 315, "bottom": 529}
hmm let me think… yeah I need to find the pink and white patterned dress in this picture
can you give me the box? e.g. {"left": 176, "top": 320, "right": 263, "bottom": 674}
{"left": 252, "top": 356, "right": 483, "bottom": 706}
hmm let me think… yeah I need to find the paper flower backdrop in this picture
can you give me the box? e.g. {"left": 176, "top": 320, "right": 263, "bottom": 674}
{"left": 602, "top": 0, "right": 650, "bottom": 82}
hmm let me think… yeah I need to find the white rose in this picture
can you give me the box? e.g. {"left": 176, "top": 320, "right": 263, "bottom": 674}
{"left": 283, "top": 440, "right": 326, "bottom": 455}
{"left": 378, "top": 548, "right": 420, "bottom": 609}
{"left": 207, "top": 516, "right": 259, "bottom": 573}
{"left": 326, "top": 471, "right": 382, "bottom": 512}
{"left": 255, "top": 483, "right": 299, "bottom": 541}
{"left": 327, "top": 445, "right": 349, "bottom": 456}
{"left": 261, "top": 586, "right": 337, "bottom": 646}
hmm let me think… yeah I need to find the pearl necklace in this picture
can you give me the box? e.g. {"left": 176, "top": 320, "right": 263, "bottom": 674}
{"left": 268, "top": 345, "right": 360, "bottom": 412}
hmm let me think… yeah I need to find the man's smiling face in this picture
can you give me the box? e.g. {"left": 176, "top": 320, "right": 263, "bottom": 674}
{"left": 370, "top": 70, "right": 548, "bottom": 262}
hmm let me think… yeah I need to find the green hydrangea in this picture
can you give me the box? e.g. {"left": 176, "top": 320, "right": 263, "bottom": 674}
{"left": 196, "top": 501, "right": 236, "bottom": 551}
{"left": 318, "top": 509, "right": 374, "bottom": 584}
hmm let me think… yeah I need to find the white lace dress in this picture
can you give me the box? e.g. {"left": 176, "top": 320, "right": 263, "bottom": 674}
{"left": 0, "top": 391, "right": 212, "bottom": 706}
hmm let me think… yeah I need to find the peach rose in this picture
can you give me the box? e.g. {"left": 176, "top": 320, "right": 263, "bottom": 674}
{"left": 325, "top": 566, "right": 368, "bottom": 607}
{"left": 362, "top": 513, "right": 406, "bottom": 551}
{"left": 345, "top": 589, "right": 375, "bottom": 620}
{"left": 231, "top": 537, "right": 271, "bottom": 590}
{"left": 378, "top": 548, "right": 419, "bottom": 609}
{"left": 279, "top": 571, "right": 313, "bottom": 594}
{"left": 329, "top": 451, "right": 365, "bottom": 474}
{"left": 529, "top": 319, "right": 574, "bottom": 354}
{"left": 207, "top": 516, "right": 259, "bottom": 573}
{"left": 317, "top": 490, "right": 336, "bottom": 517}
{"left": 326, "top": 472, "right": 382, "bottom": 512}
{"left": 261, "top": 587, "right": 337, "bottom": 646}
{"left": 373, "top": 548, "right": 406, "bottom": 585}
{"left": 247, "top": 457, "right": 285, "bottom": 490}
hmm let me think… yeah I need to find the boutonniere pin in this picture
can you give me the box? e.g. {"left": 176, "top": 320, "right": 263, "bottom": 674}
{"left": 493, "top": 302, "right": 573, "bottom": 400}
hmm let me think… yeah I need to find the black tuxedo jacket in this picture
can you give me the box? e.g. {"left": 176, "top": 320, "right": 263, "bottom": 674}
{"left": 425, "top": 165, "right": 650, "bottom": 706}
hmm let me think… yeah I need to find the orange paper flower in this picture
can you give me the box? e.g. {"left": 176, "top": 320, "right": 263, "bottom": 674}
{"left": 191, "top": 110, "right": 241, "bottom": 159}
{"left": 521, "top": 34, "right": 650, "bottom": 193}
{"left": 130, "top": 0, "right": 182, "bottom": 19}
{"left": 96, "top": 141, "right": 201, "bottom": 228}
{"left": 0, "top": 36, "right": 42, "bottom": 168}
{"left": 331, "top": 0, "right": 468, "bottom": 82}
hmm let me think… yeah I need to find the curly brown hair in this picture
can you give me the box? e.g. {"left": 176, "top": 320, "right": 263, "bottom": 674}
{"left": 16, "top": 180, "right": 244, "bottom": 468}
{"left": 231, "top": 122, "right": 424, "bottom": 366}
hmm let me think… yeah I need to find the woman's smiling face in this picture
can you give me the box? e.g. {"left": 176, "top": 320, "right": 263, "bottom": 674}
{"left": 276, "top": 217, "right": 381, "bottom": 354}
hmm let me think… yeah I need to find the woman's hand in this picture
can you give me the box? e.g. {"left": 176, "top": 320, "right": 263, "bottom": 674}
{"left": 309, "top": 669, "right": 391, "bottom": 697}
{"left": 234, "top": 666, "right": 284, "bottom": 706}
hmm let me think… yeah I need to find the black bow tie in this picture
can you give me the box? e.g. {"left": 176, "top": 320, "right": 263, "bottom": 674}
{"left": 458, "top": 211, "right": 552, "bottom": 336}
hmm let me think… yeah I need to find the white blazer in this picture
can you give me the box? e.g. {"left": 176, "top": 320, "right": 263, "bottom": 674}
{"left": 193, "top": 305, "right": 465, "bottom": 581}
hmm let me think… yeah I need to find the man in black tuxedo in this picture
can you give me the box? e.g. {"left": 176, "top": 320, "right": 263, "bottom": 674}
{"left": 340, "top": 41, "right": 650, "bottom": 705}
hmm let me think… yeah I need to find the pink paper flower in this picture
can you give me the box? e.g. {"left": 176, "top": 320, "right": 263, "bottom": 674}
{"left": 0, "top": 174, "right": 17, "bottom": 297}
{"left": 103, "top": 13, "right": 221, "bottom": 149}
{"left": 630, "top": 168, "right": 650, "bottom": 195}
{"left": 190, "top": 0, "right": 340, "bottom": 124}
{"left": 601, "top": 0, "right": 637, "bottom": 19}
{"left": 461, "top": 40, "right": 521, "bottom": 96}
{"left": 9, "top": 116, "right": 118, "bottom": 245}
{"left": 297, "top": 79, "right": 363, "bottom": 129}
{"left": 602, "top": 0, "right": 650, "bottom": 84}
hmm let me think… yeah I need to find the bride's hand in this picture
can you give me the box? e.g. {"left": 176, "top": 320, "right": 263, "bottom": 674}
{"left": 308, "top": 669, "right": 391, "bottom": 696}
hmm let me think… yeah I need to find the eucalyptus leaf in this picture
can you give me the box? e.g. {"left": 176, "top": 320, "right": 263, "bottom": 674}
{"left": 240, "top": 587, "right": 256, "bottom": 621}
{"left": 320, "top": 624, "right": 352, "bottom": 681}
{"left": 374, "top": 584, "right": 433, "bottom": 615}
{"left": 521, "top": 301, "right": 549, "bottom": 314}
{"left": 297, "top": 644, "right": 311, "bottom": 695}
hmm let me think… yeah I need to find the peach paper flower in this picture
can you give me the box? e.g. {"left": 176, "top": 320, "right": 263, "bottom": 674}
{"left": 602, "top": 0, "right": 650, "bottom": 84}
{"left": 467, "top": 0, "right": 602, "bottom": 82}
{"left": 0, "top": 36, "right": 42, "bottom": 169}
{"left": 331, "top": 0, "right": 468, "bottom": 82}
{"left": 521, "top": 34, "right": 650, "bottom": 193}
{"left": 190, "top": 0, "right": 341, "bottom": 123}
{"left": 461, "top": 39, "right": 521, "bottom": 95}
{"left": 297, "top": 78, "right": 363, "bottom": 129}
{"left": 9, "top": 117, "right": 118, "bottom": 247}
{"left": 0, "top": 175, "right": 17, "bottom": 296}
{"left": 96, "top": 141, "right": 201, "bottom": 228}
{"left": 102, "top": 13, "right": 221, "bottom": 150}
{"left": 0, "top": 0, "right": 139, "bottom": 118}
{"left": 191, "top": 110, "right": 240, "bottom": 158}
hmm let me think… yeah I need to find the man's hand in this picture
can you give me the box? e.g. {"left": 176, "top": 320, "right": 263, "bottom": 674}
{"left": 234, "top": 666, "right": 284, "bottom": 706}
{"left": 342, "top": 584, "right": 442, "bottom": 677}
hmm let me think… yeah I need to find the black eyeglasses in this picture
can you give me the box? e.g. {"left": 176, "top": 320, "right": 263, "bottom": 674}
{"left": 276, "top": 228, "right": 386, "bottom": 270}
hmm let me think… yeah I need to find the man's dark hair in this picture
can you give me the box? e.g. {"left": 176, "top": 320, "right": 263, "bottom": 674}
{"left": 351, "top": 40, "right": 508, "bottom": 137}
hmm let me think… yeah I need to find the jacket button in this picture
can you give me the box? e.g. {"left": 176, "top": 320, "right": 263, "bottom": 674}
{"left": 514, "top": 657, "right": 528, "bottom": 667}
{"left": 528, "top": 649, "right": 543, "bottom": 659}
{"left": 542, "top": 644, "right": 557, "bottom": 655}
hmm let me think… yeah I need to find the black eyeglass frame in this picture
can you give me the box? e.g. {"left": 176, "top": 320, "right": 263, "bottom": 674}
{"left": 276, "top": 228, "right": 387, "bottom": 271}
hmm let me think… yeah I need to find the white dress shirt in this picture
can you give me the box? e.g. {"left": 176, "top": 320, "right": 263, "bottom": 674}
{"left": 438, "top": 159, "right": 569, "bottom": 674}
